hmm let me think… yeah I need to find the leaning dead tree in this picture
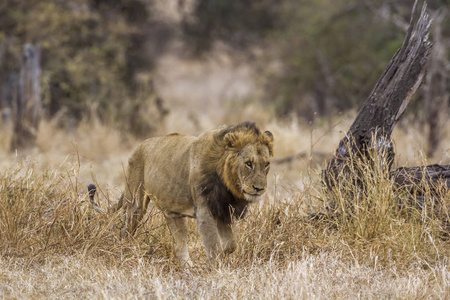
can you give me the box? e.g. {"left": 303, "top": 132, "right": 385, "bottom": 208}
{"left": 10, "top": 44, "right": 42, "bottom": 150}
{"left": 323, "top": 1, "right": 450, "bottom": 196}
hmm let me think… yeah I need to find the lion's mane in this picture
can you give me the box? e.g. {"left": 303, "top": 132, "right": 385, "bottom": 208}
{"left": 198, "top": 122, "right": 274, "bottom": 224}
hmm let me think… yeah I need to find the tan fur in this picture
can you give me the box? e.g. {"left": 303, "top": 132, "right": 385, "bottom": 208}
{"left": 114, "top": 122, "right": 274, "bottom": 267}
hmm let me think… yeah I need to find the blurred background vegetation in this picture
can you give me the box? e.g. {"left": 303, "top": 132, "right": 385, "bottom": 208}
{"left": 0, "top": 0, "right": 449, "bottom": 140}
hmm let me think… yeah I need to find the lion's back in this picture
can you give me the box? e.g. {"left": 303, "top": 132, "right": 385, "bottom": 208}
{"left": 132, "top": 133, "right": 197, "bottom": 210}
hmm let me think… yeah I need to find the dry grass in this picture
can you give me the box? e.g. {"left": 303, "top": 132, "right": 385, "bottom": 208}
{"left": 0, "top": 113, "right": 449, "bottom": 299}
{"left": 1, "top": 251, "right": 448, "bottom": 299}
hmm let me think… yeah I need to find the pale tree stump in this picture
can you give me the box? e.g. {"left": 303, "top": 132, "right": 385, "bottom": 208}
{"left": 10, "top": 44, "right": 42, "bottom": 151}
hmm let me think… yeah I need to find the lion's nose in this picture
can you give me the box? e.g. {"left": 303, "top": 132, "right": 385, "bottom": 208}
{"left": 252, "top": 185, "right": 265, "bottom": 193}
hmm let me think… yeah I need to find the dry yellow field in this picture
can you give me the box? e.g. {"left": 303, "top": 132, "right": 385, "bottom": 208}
{"left": 0, "top": 109, "right": 449, "bottom": 299}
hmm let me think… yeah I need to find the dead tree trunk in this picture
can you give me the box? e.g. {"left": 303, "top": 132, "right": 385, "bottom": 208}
{"left": 323, "top": 0, "right": 433, "bottom": 188}
{"left": 10, "top": 44, "right": 42, "bottom": 151}
{"left": 323, "top": 0, "right": 450, "bottom": 200}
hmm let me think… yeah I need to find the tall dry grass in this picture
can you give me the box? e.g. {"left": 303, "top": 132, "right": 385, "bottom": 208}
{"left": 0, "top": 93, "right": 449, "bottom": 296}
{"left": 0, "top": 117, "right": 449, "bottom": 298}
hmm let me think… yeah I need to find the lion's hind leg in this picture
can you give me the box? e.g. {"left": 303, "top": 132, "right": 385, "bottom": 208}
{"left": 165, "top": 215, "right": 192, "bottom": 267}
{"left": 121, "top": 190, "right": 151, "bottom": 237}
{"left": 121, "top": 153, "right": 148, "bottom": 237}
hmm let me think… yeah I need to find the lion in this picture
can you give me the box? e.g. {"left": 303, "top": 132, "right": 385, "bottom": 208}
{"left": 89, "top": 121, "right": 274, "bottom": 266}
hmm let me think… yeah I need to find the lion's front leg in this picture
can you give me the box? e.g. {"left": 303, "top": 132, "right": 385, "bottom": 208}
{"left": 196, "top": 205, "right": 221, "bottom": 266}
{"left": 217, "top": 220, "right": 236, "bottom": 254}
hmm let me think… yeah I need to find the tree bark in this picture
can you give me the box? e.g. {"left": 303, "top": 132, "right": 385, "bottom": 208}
{"left": 10, "top": 44, "right": 42, "bottom": 151}
{"left": 323, "top": 0, "right": 433, "bottom": 188}
{"left": 391, "top": 164, "right": 450, "bottom": 195}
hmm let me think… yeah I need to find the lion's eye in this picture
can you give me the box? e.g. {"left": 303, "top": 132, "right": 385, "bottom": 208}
{"left": 265, "top": 162, "right": 270, "bottom": 169}
{"left": 245, "top": 161, "right": 253, "bottom": 169}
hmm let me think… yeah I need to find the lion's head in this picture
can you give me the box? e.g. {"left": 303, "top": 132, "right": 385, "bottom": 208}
{"left": 199, "top": 122, "right": 274, "bottom": 223}
{"left": 221, "top": 123, "right": 274, "bottom": 202}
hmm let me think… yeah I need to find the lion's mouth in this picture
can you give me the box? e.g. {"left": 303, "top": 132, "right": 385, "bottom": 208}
{"left": 243, "top": 193, "right": 263, "bottom": 202}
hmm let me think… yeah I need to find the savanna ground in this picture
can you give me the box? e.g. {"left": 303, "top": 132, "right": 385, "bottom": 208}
{"left": 1, "top": 54, "right": 450, "bottom": 299}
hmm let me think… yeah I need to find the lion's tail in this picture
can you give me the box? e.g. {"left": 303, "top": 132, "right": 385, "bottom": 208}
{"left": 88, "top": 184, "right": 123, "bottom": 214}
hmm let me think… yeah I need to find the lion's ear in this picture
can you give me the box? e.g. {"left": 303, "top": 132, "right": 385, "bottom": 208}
{"left": 264, "top": 131, "right": 274, "bottom": 143}
{"left": 262, "top": 131, "right": 274, "bottom": 156}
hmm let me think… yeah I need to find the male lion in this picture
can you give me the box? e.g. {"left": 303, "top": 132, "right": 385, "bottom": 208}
{"left": 89, "top": 122, "right": 274, "bottom": 266}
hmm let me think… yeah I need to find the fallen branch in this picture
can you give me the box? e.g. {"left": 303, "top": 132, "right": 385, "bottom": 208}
{"left": 392, "top": 164, "right": 450, "bottom": 193}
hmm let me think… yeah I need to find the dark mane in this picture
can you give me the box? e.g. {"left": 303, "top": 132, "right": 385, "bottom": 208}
{"left": 196, "top": 122, "right": 262, "bottom": 224}
{"left": 230, "top": 121, "right": 260, "bottom": 135}
{"left": 199, "top": 171, "right": 248, "bottom": 224}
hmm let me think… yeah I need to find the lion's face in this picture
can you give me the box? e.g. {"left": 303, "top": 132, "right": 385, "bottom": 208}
{"left": 237, "top": 143, "right": 271, "bottom": 202}
{"left": 221, "top": 129, "right": 274, "bottom": 202}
